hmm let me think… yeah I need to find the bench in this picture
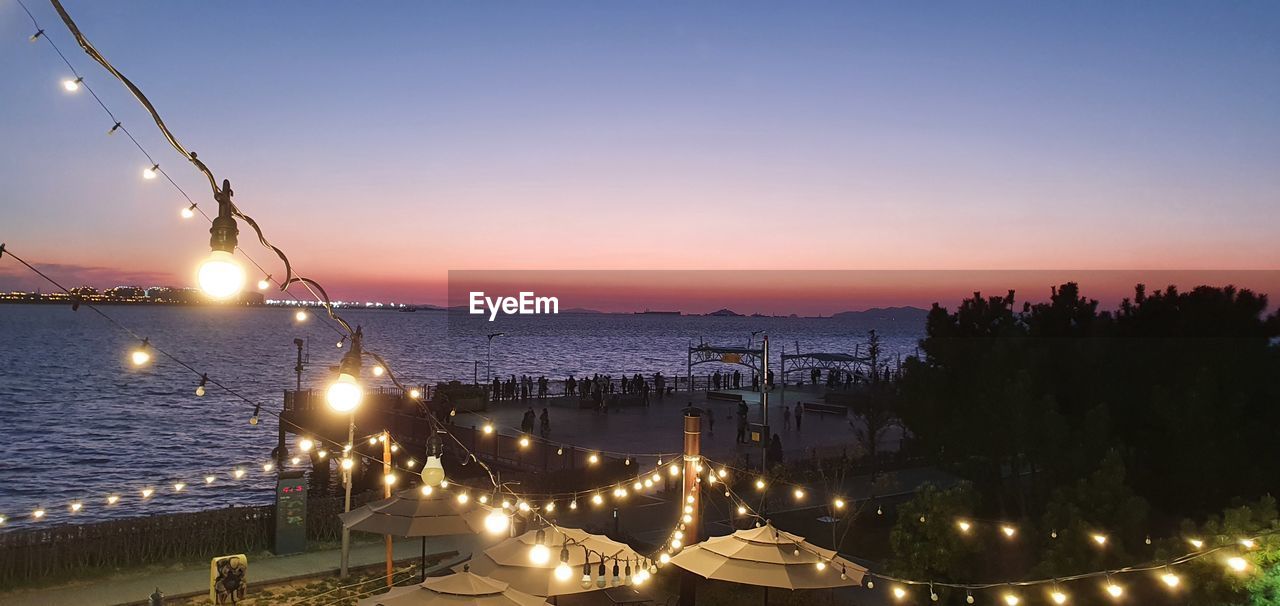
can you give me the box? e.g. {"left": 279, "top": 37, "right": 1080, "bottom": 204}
{"left": 799, "top": 401, "right": 846, "bottom": 416}
{"left": 707, "top": 391, "right": 744, "bottom": 402}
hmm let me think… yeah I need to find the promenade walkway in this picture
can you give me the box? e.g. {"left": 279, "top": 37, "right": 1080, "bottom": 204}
{"left": 0, "top": 534, "right": 482, "bottom": 606}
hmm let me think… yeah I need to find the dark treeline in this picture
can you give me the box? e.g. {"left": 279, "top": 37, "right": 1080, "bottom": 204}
{"left": 897, "top": 282, "right": 1280, "bottom": 518}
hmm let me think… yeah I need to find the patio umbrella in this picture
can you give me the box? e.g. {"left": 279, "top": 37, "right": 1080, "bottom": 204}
{"left": 669, "top": 522, "right": 867, "bottom": 604}
{"left": 462, "top": 527, "right": 645, "bottom": 597}
{"left": 342, "top": 486, "right": 488, "bottom": 580}
{"left": 358, "top": 569, "right": 549, "bottom": 606}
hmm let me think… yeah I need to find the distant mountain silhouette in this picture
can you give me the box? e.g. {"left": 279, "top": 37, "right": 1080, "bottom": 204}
{"left": 707, "top": 308, "right": 744, "bottom": 317}
{"left": 829, "top": 306, "right": 929, "bottom": 322}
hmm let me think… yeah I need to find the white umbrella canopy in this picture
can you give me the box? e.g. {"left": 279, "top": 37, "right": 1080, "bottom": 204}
{"left": 358, "top": 570, "right": 549, "bottom": 606}
{"left": 462, "top": 527, "right": 647, "bottom": 597}
{"left": 341, "top": 486, "right": 487, "bottom": 537}
{"left": 669, "top": 522, "right": 866, "bottom": 590}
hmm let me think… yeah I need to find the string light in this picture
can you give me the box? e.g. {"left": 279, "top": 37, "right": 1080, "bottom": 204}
{"left": 257, "top": 276, "right": 271, "bottom": 290}
{"left": 1092, "top": 533, "right": 1108, "bottom": 546}
{"left": 1161, "top": 570, "right": 1181, "bottom": 588}
{"left": 195, "top": 373, "right": 208, "bottom": 396}
{"left": 1227, "top": 557, "right": 1248, "bottom": 572}
{"left": 957, "top": 520, "right": 972, "bottom": 533}
{"left": 195, "top": 183, "right": 246, "bottom": 299}
{"left": 1188, "top": 538, "right": 1205, "bottom": 550}
{"left": 181, "top": 203, "right": 197, "bottom": 219}
{"left": 484, "top": 510, "right": 510, "bottom": 535}
{"left": 327, "top": 330, "right": 363, "bottom": 413}
{"left": 372, "top": 365, "right": 385, "bottom": 377}
{"left": 589, "top": 454, "right": 600, "bottom": 464}
{"left": 1001, "top": 525, "right": 1017, "bottom": 538}
{"left": 130, "top": 338, "right": 151, "bottom": 366}
{"left": 1050, "top": 588, "right": 1068, "bottom": 604}
{"left": 62, "top": 76, "right": 81, "bottom": 91}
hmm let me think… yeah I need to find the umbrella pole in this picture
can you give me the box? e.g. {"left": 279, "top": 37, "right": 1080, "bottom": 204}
{"left": 420, "top": 537, "right": 427, "bottom": 582}
{"left": 763, "top": 586, "right": 768, "bottom": 606}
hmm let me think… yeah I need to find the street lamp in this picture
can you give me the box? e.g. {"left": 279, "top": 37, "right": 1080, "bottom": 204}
{"left": 330, "top": 327, "right": 363, "bottom": 578}
{"left": 486, "top": 333, "right": 504, "bottom": 384}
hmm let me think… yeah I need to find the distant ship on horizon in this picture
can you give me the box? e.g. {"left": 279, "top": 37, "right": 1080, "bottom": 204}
{"left": 635, "top": 309, "right": 681, "bottom": 315}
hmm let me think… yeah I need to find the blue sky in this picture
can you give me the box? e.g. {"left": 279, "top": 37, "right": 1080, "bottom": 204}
{"left": 1, "top": 1, "right": 1278, "bottom": 302}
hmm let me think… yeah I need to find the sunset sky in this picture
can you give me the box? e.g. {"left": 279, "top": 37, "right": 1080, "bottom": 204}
{"left": 2, "top": 1, "right": 1278, "bottom": 312}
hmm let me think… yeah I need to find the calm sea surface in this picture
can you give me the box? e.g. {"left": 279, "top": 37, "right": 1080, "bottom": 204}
{"left": 0, "top": 304, "right": 922, "bottom": 526}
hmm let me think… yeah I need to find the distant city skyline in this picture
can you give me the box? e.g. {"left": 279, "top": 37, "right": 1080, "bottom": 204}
{"left": 2, "top": 1, "right": 1278, "bottom": 306}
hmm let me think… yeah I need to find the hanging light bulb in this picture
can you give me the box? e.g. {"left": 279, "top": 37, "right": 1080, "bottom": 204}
{"left": 107, "top": 495, "right": 120, "bottom": 505}
{"left": 1227, "top": 557, "right": 1249, "bottom": 572}
{"left": 70, "top": 502, "right": 82, "bottom": 513}
{"left": 297, "top": 437, "right": 314, "bottom": 452}
{"left": 131, "top": 338, "right": 152, "bottom": 366}
{"left": 327, "top": 329, "right": 364, "bottom": 413}
{"left": 484, "top": 510, "right": 510, "bottom": 535}
{"left": 611, "top": 561, "right": 621, "bottom": 585}
{"left": 530, "top": 529, "right": 550, "bottom": 564}
{"left": 63, "top": 77, "right": 82, "bottom": 92}
{"left": 1105, "top": 580, "right": 1123, "bottom": 599}
{"left": 588, "top": 454, "right": 599, "bottom": 464}
{"left": 569, "top": 499, "right": 578, "bottom": 510}
{"left": 143, "top": 164, "right": 160, "bottom": 180}
{"left": 181, "top": 204, "right": 197, "bottom": 219}
{"left": 457, "top": 493, "right": 469, "bottom": 504}
{"left": 1050, "top": 589, "right": 1068, "bottom": 604}
{"left": 1003, "top": 592, "right": 1020, "bottom": 605}
{"left": 257, "top": 276, "right": 271, "bottom": 290}
{"left": 195, "top": 373, "right": 208, "bottom": 397}
{"left": 597, "top": 562, "right": 607, "bottom": 588}
{"left": 1161, "top": 571, "right": 1180, "bottom": 588}
{"left": 957, "top": 520, "right": 972, "bottom": 533}
{"left": 483, "top": 424, "right": 494, "bottom": 434}
{"left": 32, "top": 509, "right": 46, "bottom": 520}
{"left": 249, "top": 404, "right": 261, "bottom": 426}
{"left": 233, "top": 468, "right": 246, "bottom": 479}
{"left": 1188, "top": 538, "right": 1204, "bottom": 550}
{"left": 520, "top": 436, "right": 530, "bottom": 448}
{"left": 555, "top": 561, "right": 572, "bottom": 581}
{"left": 409, "top": 388, "right": 422, "bottom": 399}
{"left": 1091, "top": 533, "right": 1108, "bottom": 546}
{"left": 205, "top": 475, "right": 216, "bottom": 484}
{"left": 422, "top": 431, "right": 446, "bottom": 486}
{"left": 1001, "top": 525, "right": 1017, "bottom": 538}
{"left": 196, "top": 180, "right": 246, "bottom": 300}
{"left": 372, "top": 365, "right": 385, "bottom": 377}
{"left": 294, "top": 310, "right": 308, "bottom": 322}
{"left": 546, "top": 501, "right": 556, "bottom": 512}
{"left": 892, "top": 586, "right": 907, "bottom": 600}
{"left": 581, "top": 559, "right": 593, "bottom": 588}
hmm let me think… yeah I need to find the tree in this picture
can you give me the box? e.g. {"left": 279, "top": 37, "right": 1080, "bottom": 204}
{"left": 888, "top": 482, "right": 984, "bottom": 585}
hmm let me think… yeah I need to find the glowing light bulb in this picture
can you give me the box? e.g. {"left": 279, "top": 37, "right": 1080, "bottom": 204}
{"left": 1188, "top": 538, "right": 1204, "bottom": 549}
{"left": 70, "top": 502, "right": 82, "bottom": 512}
{"left": 893, "top": 587, "right": 907, "bottom": 600}
{"left": 755, "top": 479, "right": 766, "bottom": 490}
{"left": 518, "top": 501, "right": 531, "bottom": 512}
{"left": 1227, "top": 557, "right": 1248, "bottom": 572}
{"left": 793, "top": 489, "right": 804, "bottom": 500}
{"left": 546, "top": 501, "right": 556, "bottom": 512}
{"left": 63, "top": 77, "right": 82, "bottom": 92}
{"left": 173, "top": 482, "right": 186, "bottom": 492}
{"left": 383, "top": 473, "right": 397, "bottom": 486}
{"left": 530, "top": 544, "right": 550, "bottom": 565}
{"left": 457, "top": 493, "right": 468, "bottom": 504}
{"left": 32, "top": 509, "right": 46, "bottom": 519}
{"left": 1092, "top": 534, "right": 1108, "bottom": 546}
{"left": 479, "top": 495, "right": 489, "bottom": 504}
{"left": 181, "top": 205, "right": 196, "bottom": 219}
{"left": 592, "top": 494, "right": 604, "bottom": 505}
{"left": 555, "top": 562, "right": 572, "bottom": 580}
{"left": 298, "top": 438, "right": 314, "bottom": 452}
{"left": 318, "top": 450, "right": 328, "bottom": 459}
{"left": 1161, "top": 572, "right": 1180, "bottom": 588}
{"left": 410, "top": 388, "right": 422, "bottom": 399}
{"left": 633, "top": 481, "right": 642, "bottom": 491}
{"left": 131, "top": 348, "right": 151, "bottom": 366}
{"left": 205, "top": 475, "right": 216, "bottom": 484}
{"left": 1241, "top": 539, "right": 1257, "bottom": 549}
{"left": 262, "top": 463, "right": 273, "bottom": 472}
{"left": 669, "top": 464, "right": 679, "bottom": 476}
{"left": 957, "top": 520, "right": 972, "bottom": 533}
{"left": 671, "top": 538, "right": 682, "bottom": 549}
{"left": 294, "top": 310, "right": 307, "bottom": 322}
{"left": 659, "top": 553, "right": 671, "bottom": 564}
{"left": 1002, "top": 525, "right": 1017, "bottom": 538}
{"left": 195, "top": 385, "right": 206, "bottom": 397}
{"left": 420, "top": 455, "right": 445, "bottom": 486}
{"left": 569, "top": 500, "right": 577, "bottom": 510}
{"left": 233, "top": 468, "right": 246, "bottom": 479}
{"left": 682, "top": 514, "right": 692, "bottom": 524}
{"left": 141, "top": 488, "right": 154, "bottom": 499}
{"left": 483, "top": 424, "right": 494, "bottom": 434}
{"left": 372, "top": 366, "right": 385, "bottom": 377}
{"left": 290, "top": 456, "right": 301, "bottom": 465}
{"left": 197, "top": 250, "right": 246, "bottom": 300}
{"left": 369, "top": 437, "right": 378, "bottom": 445}
{"left": 143, "top": 164, "right": 160, "bottom": 179}
{"left": 340, "top": 458, "right": 353, "bottom": 471}
{"left": 520, "top": 437, "right": 530, "bottom": 448}
{"left": 257, "top": 277, "right": 271, "bottom": 290}
{"left": 1050, "top": 590, "right": 1068, "bottom": 604}
{"left": 834, "top": 499, "right": 846, "bottom": 509}
{"left": 651, "top": 473, "right": 661, "bottom": 483}
{"left": 484, "top": 510, "right": 510, "bottom": 535}
{"left": 107, "top": 495, "right": 120, "bottom": 505}
{"left": 815, "top": 561, "right": 826, "bottom": 571}
{"left": 737, "top": 505, "right": 747, "bottom": 515}
{"left": 326, "top": 373, "right": 362, "bottom": 413}
{"left": 1105, "top": 583, "right": 1123, "bottom": 598}
{"left": 588, "top": 454, "right": 599, "bottom": 464}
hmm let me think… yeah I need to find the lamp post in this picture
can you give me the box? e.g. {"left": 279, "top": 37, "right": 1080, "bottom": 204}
{"left": 486, "top": 333, "right": 504, "bottom": 384}
{"left": 329, "top": 327, "right": 364, "bottom": 578}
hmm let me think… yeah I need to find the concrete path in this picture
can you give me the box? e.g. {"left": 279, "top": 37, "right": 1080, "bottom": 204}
{"left": 0, "top": 534, "right": 483, "bottom": 606}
